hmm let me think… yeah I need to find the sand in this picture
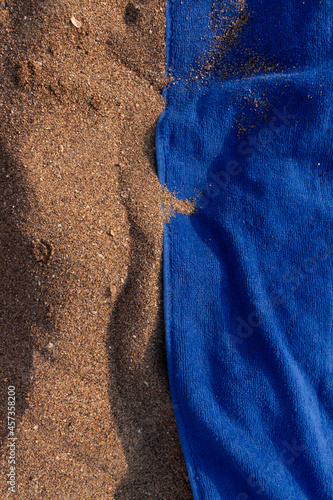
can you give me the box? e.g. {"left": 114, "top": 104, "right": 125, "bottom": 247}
{"left": 0, "top": 0, "right": 193, "bottom": 498}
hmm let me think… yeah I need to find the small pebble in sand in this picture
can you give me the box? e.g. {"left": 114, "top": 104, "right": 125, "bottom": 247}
{"left": 70, "top": 16, "right": 82, "bottom": 29}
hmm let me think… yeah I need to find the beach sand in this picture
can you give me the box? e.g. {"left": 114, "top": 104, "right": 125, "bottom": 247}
{"left": 0, "top": 0, "right": 193, "bottom": 498}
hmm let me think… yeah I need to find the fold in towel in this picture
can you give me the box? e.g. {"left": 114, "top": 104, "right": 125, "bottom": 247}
{"left": 156, "top": 1, "right": 333, "bottom": 498}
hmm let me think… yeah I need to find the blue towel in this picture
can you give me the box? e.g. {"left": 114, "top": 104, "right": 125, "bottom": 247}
{"left": 156, "top": 1, "right": 333, "bottom": 498}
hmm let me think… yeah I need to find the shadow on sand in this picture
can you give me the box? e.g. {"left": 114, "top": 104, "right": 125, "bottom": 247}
{"left": 107, "top": 122, "right": 193, "bottom": 498}
{"left": 0, "top": 143, "right": 54, "bottom": 449}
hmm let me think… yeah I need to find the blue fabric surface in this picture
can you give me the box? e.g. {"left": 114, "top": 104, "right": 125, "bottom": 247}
{"left": 156, "top": 1, "right": 333, "bottom": 499}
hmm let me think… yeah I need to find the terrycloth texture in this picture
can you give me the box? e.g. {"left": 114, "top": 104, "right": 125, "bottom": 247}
{"left": 156, "top": 1, "right": 333, "bottom": 499}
